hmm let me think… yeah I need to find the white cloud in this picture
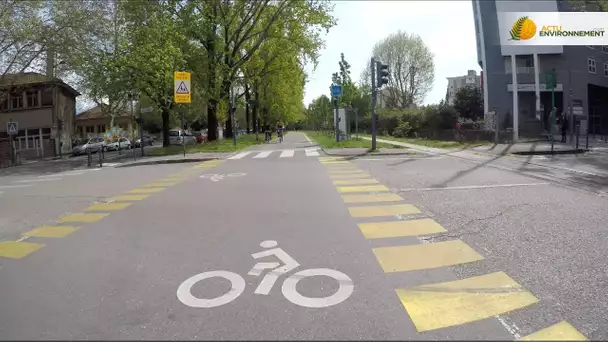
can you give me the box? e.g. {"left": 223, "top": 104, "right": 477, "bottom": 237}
{"left": 304, "top": 0, "right": 481, "bottom": 106}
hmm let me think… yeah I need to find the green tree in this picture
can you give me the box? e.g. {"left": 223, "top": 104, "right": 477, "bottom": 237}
{"left": 453, "top": 86, "right": 483, "bottom": 120}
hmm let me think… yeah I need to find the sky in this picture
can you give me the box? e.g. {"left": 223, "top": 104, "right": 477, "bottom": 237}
{"left": 303, "top": 0, "right": 482, "bottom": 106}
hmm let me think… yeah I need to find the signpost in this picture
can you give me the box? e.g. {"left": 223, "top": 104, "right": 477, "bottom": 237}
{"left": 330, "top": 84, "right": 342, "bottom": 142}
{"left": 174, "top": 72, "right": 191, "bottom": 157}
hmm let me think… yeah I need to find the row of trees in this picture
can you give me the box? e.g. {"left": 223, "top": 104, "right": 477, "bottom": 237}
{"left": 1, "top": 0, "right": 336, "bottom": 145}
{"left": 304, "top": 29, "right": 485, "bottom": 139}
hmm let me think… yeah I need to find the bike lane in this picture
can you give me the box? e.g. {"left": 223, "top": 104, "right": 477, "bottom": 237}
{"left": 0, "top": 152, "right": 420, "bottom": 339}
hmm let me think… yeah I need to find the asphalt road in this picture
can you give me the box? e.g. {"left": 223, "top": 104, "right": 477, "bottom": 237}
{"left": 0, "top": 132, "right": 603, "bottom": 340}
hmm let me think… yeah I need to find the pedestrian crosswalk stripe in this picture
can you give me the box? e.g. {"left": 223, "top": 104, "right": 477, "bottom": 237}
{"left": 333, "top": 179, "right": 379, "bottom": 185}
{"left": 395, "top": 271, "right": 539, "bottom": 332}
{"left": 254, "top": 151, "right": 273, "bottom": 158}
{"left": 342, "top": 193, "right": 404, "bottom": 203}
{"left": 280, "top": 149, "right": 295, "bottom": 158}
{"left": 348, "top": 204, "right": 421, "bottom": 218}
{"left": 128, "top": 188, "right": 165, "bottom": 194}
{"left": 518, "top": 321, "right": 587, "bottom": 341}
{"left": 359, "top": 218, "right": 447, "bottom": 239}
{"left": 328, "top": 170, "right": 368, "bottom": 175}
{"left": 305, "top": 148, "right": 320, "bottom": 156}
{"left": 109, "top": 195, "right": 149, "bottom": 201}
{"left": 337, "top": 185, "right": 390, "bottom": 193}
{"left": 373, "top": 240, "right": 484, "bottom": 273}
{"left": 86, "top": 202, "right": 132, "bottom": 211}
{"left": 229, "top": 151, "right": 252, "bottom": 159}
{"left": 23, "top": 225, "right": 80, "bottom": 238}
{"left": 57, "top": 213, "right": 109, "bottom": 223}
{"left": 0, "top": 241, "right": 45, "bottom": 259}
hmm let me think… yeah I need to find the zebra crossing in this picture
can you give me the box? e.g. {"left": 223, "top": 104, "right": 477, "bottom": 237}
{"left": 228, "top": 148, "right": 321, "bottom": 160}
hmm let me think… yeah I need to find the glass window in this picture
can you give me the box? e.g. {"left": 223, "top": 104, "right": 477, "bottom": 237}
{"left": 602, "top": 46, "right": 608, "bottom": 53}
{"left": 588, "top": 58, "right": 596, "bottom": 73}
{"left": 604, "top": 63, "right": 608, "bottom": 77}
{"left": 26, "top": 91, "right": 38, "bottom": 108}
{"left": 10, "top": 93, "right": 23, "bottom": 109}
{"left": 0, "top": 94, "right": 7, "bottom": 111}
{"left": 41, "top": 88, "right": 53, "bottom": 106}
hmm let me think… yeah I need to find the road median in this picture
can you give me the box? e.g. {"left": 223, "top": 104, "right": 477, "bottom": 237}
{"left": 303, "top": 131, "right": 415, "bottom": 157}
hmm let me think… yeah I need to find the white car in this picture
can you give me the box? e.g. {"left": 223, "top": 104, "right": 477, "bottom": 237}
{"left": 106, "top": 137, "right": 132, "bottom": 151}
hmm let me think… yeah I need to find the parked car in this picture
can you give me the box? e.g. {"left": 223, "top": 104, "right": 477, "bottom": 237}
{"left": 71, "top": 137, "right": 106, "bottom": 156}
{"left": 106, "top": 137, "right": 132, "bottom": 151}
{"left": 135, "top": 135, "right": 154, "bottom": 148}
{"left": 169, "top": 130, "right": 197, "bottom": 146}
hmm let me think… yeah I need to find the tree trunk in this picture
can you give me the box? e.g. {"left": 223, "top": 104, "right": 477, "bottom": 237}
{"left": 207, "top": 99, "right": 218, "bottom": 141}
{"left": 245, "top": 84, "right": 250, "bottom": 133}
{"left": 225, "top": 115, "right": 233, "bottom": 138}
{"left": 162, "top": 108, "right": 170, "bottom": 147}
{"left": 220, "top": 80, "right": 233, "bottom": 138}
{"left": 252, "top": 80, "right": 259, "bottom": 137}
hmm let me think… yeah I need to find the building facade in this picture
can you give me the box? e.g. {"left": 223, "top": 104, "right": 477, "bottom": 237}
{"left": 0, "top": 72, "right": 79, "bottom": 163}
{"left": 75, "top": 104, "right": 137, "bottom": 143}
{"left": 446, "top": 70, "right": 482, "bottom": 105}
{"left": 472, "top": 0, "right": 608, "bottom": 138}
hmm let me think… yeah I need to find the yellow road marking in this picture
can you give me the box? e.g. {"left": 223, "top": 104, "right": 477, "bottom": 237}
{"left": 319, "top": 157, "right": 346, "bottom": 161}
{"left": 359, "top": 218, "right": 447, "bottom": 239}
{"left": 395, "top": 271, "right": 539, "bottom": 332}
{"left": 0, "top": 241, "right": 45, "bottom": 259}
{"left": 342, "top": 193, "right": 404, "bottom": 203}
{"left": 519, "top": 321, "right": 587, "bottom": 341}
{"left": 86, "top": 202, "right": 131, "bottom": 211}
{"left": 23, "top": 225, "right": 80, "bottom": 238}
{"left": 128, "top": 188, "right": 165, "bottom": 194}
{"left": 348, "top": 204, "right": 421, "bottom": 218}
{"left": 57, "top": 213, "right": 109, "bottom": 223}
{"left": 373, "top": 240, "right": 484, "bottom": 272}
{"left": 333, "top": 179, "right": 379, "bottom": 185}
{"left": 337, "top": 185, "right": 389, "bottom": 193}
{"left": 327, "top": 170, "right": 367, "bottom": 175}
{"left": 329, "top": 173, "right": 371, "bottom": 179}
{"left": 321, "top": 161, "right": 351, "bottom": 164}
{"left": 141, "top": 182, "right": 179, "bottom": 187}
{"left": 109, "top": 195, "right": 149, "bottom": 201}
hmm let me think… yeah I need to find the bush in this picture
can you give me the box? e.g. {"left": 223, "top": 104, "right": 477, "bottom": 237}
{"left": 392, "top": 120, "right": 412, "bottom": 138}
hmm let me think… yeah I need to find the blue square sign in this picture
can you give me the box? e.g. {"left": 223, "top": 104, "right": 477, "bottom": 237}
{"left": 330, "top": 84, "right": 342, "bottom": 98}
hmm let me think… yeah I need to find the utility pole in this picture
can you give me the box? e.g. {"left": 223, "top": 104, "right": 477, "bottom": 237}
{"left": 371, "top": 57, "right": 377, "bottom": 150}
{"left": 409, "top": 66, "right": 415, "bottom": 107}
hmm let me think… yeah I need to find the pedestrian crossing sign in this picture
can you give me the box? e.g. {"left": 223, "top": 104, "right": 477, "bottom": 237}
{"left": 6, "top": 121, "right": 18, "bottom": 135}
{"left": 174, "top": 71, "right": 191, "bottom": 104}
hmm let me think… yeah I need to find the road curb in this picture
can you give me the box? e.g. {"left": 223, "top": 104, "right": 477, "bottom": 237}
{"left": 115, "top": 157, "right": 220, "bottom": 168}
{"left": 321, "top": 148, "right": 416, "bottom": 157}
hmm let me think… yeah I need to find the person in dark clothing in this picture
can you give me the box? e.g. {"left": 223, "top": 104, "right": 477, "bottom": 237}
{"left": 561, "top": 113, "right": 569, "bottom": 143}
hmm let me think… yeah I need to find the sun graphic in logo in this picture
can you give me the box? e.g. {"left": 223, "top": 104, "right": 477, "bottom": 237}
{"left": 509, "top": 16, "right": 537, "bottom": 40}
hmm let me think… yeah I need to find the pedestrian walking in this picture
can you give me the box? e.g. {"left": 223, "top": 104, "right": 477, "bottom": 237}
{"left": 561, "top": 112, "right": 569, "bottom": 143}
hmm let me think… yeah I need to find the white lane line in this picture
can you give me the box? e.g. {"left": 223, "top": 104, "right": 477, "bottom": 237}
{"left": 305, "top": 148, "right": 320, "bottom": 157}
{"left": 253, "top": 151, "right": 273, "bottom": 159}
{"left": 0, "top": 184, "right": 35, "bottom": 189}
{"left": 228, "top": 152, "right": 252, "bottom": 160}
{"left": 303, "top": 134, "right": 312, "bottom": 143}
{"left": 16, "top": 236, "right": 29, "bottom": 242}
{"left": 396, "top": 183, "right": 550, "bottom": 192}
{"left": 13, "top": 178, "right": 62, "bottom": 184}
{"left": 357, "top": 156, "right": 445, "bottom": 161}
{"left": 280, "top": 150, "right": 295, "bottom": 158}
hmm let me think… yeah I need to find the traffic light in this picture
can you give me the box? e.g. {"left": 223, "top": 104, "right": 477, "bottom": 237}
{"left": 376, "top": 61, "right": 389, "bottom": 88}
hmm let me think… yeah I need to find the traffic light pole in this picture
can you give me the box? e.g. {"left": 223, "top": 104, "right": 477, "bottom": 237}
{"left": 334, "top": 97, "right": 339, "bottom": 143}
{"left": 371, "top": 57, "right": 377, "bottom": 151}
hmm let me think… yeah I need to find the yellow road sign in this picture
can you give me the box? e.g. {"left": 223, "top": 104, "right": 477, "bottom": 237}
{"left": 174, "top": 71, "right": 191, "bottom": 104}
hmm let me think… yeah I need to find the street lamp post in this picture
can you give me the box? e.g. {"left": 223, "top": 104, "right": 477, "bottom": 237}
{"left": 51, "top": 60, "right": 66, "bottom": 158}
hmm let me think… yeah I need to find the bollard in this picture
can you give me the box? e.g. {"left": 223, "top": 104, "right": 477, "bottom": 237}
{"left": 586, "top": 128, "right": 589, "bottom": 150}
{"left": 87, "top": 147, "right": 92, "bottom": 167}
{"left": 98, "top": 148, "right": 103, "bottom": 167}
{"left": 576, "top": 124, "right": 580, "bottom": 150}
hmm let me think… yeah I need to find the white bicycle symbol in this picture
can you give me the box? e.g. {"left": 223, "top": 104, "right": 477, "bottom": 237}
{"left": 200, "top": 173, "right": 246, "bottom": 182}
{"left": 176, "top": 240, "right": 354, "bottom": 309}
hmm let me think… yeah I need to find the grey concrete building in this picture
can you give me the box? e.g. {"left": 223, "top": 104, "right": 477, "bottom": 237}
{"left": 446, "top": 70, "right": 482, "bottom": 105}
{"left": 472, "top": 0, "right": 608, "bottom": 139}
